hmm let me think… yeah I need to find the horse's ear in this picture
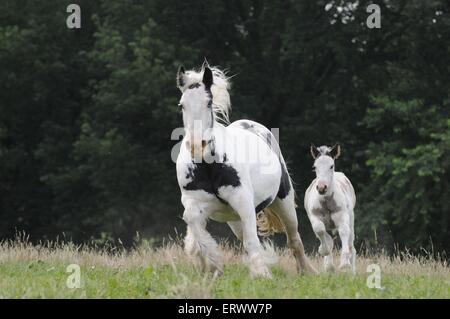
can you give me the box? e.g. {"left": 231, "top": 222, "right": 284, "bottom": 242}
{"left": 177, "top": 65, "right": 186, "bottom": 91}
{"left": 329, "top": 144, "right": 341, "bottom": 159}
{"left": 202, "top": 66, "right": 213, "bottom": 89}
{"left": 310, "top": 143, "right": 320, "bottom": 159}
{"left": 202, "top": 58, "right": 209, "bottom": 69}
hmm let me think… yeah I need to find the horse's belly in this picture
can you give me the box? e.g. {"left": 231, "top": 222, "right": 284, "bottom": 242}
{"left": 181, "top": 189, "right": 240, "bottom": 222}
{"left": 210, "top": 207, "right": 240, "bottom": 222}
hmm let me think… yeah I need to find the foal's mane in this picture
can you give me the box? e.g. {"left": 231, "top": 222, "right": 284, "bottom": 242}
{"left": 183, "top": 66, "right": 232, "bottom": 124}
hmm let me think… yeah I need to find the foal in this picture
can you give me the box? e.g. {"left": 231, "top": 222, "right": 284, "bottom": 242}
{"left": 304, "top": 144, "right": 356, "bottom": 272}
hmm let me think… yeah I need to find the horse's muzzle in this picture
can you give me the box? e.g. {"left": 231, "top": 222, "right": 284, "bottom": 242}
{"left": 186, "top": 140, "right": 208, "bottom": 159}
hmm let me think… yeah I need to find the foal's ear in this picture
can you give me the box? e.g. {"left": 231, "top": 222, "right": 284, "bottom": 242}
{"left": 176, "top": 65, "right": 186, "bottom": 91}
{"left": 202, "top": 66, "right": 213, "bottom": 89}
{"left": 329, "top": 144, "right": 341, "bottom": 159}
{"left": 310, "top": 143, "right": 320, "bottom": 159}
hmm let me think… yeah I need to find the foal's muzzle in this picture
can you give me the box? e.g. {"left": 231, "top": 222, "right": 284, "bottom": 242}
{"left": 316, "top": 184, "right": 328, "bottom": 195}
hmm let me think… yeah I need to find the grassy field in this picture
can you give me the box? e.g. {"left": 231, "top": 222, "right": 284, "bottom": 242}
{"left": 0, "top": 237, "right": 448, "bottom": 298}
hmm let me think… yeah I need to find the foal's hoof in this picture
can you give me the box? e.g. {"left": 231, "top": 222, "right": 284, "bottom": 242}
{"left": 250, "top": 267, "right": 273, "bottom": 279}
{"left": 338, "top": 262, "right": 352, "bottom": 271}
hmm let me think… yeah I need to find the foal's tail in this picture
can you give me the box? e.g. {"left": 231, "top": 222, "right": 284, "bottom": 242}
{"left": 256, "top": 208, "right": 285, "bottom": 237}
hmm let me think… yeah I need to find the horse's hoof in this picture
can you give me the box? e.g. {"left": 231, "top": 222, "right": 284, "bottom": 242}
{"left": 303, "top": 264, "right": 319, "bottom": 275}
{"left": 309, "top": 267, "right": 320, "bottom": 275}
{"left": 212, "top": 268, "right": 224, "bottom": 278}
{"left": 298, "top": 257, "right": 319, "bottom": 275}
{"left": 325, "top": 264, "right": 336, "bottom": 273}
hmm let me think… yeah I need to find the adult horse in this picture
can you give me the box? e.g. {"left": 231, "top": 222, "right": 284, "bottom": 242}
{"left": 175, "top": 63, "right": 316, "bottom": 277}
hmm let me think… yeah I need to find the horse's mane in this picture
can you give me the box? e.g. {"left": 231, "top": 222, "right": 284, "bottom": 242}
{"left": 182, "top": 66, "right": 231, "bottom": 124}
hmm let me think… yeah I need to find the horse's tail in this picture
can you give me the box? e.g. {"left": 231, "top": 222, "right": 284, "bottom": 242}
{"left": 256, "top": 208, "right": 285, "bottom": 237}
{"left": 293, "top": 191, "right": 300, "bottom": 208}
{"left": 284, "top": 159, "right": 301, "bottom": 209}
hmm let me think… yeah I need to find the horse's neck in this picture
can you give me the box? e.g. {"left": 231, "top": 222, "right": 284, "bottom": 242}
{"left": 213, "top": 121, "right": 226, "bottom": 131}
{"left": 210, "top": 122, "right": 226, "bottom": 143}
{"left": 208, "top": 121, "right": 226, "bottom": 157}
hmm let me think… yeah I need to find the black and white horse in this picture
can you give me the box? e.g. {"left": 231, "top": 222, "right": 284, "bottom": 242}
{"left": 175, "top": 63, "right": 316, "bottom": 277}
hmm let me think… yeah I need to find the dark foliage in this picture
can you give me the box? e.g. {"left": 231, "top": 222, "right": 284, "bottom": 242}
{"left": 0, "top": 0, "right": 448, "bottom": 253}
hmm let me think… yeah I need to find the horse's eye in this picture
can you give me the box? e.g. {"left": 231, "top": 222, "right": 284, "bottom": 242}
{"left": 178, "top": 103, "right": 184, "bottom": 110}
{"left": 330, "top": 165, "right": 334, "bottom": 170}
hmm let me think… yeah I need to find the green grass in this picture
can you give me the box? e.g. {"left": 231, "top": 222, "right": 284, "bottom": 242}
{"left": 0, "top": 239, "right": 448, "bottom": 298}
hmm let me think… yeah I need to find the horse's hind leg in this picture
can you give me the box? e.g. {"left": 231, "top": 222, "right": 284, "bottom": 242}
{"left": 349, "top": 209, "right": 356, "bottom": 274}
{"left": 270, "top": 195, "right": 318, "bottom": 274}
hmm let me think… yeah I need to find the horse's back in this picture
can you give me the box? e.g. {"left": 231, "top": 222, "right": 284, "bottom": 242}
{"left": 228, "top": 119, "right": 293, "bottom": 202}
{"left": 228, "top": 119, "right": 281, "bottom": 155}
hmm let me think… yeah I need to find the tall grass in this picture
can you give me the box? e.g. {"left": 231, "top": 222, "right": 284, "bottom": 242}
{"left": 0, "top": 233, "right": 448, "bottom": 298}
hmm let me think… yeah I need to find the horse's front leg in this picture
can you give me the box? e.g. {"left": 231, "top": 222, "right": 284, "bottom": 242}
{"left": 184, "top": 225, "right": 206, "bottom": 270}
{"left": 331, "top": 211, "right": 352, "bottom": 270}
{"left": 225, "top": 189, "right": 273, "bottom": 278}
{"left": 182, "top": 205, "right": 223, "bottom": 276}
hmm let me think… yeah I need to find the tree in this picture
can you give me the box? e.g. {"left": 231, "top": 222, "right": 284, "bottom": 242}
{"left": 360, "top": 97, "right": 450, "bottom": 252}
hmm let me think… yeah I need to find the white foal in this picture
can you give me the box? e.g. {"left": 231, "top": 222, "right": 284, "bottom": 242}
{"left": 304, "top": 144, "right": 356, "bottom": 273}
{"left": 175, "top": 63, "right": 316, "bottom": 278}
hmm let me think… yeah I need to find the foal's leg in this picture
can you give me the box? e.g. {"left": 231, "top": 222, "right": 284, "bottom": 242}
{"left": 271, "top": 195, "right": 317, "bottom": 274}
{"left": 226, "top": 190, "right": 272, "bottom": 278}
{"left": 350, "top": 236, "right": 356, "bottom": 273}
{"left": 309, "top": 215, "right": 335, "bottom": 272}
{"left": 182, "top": 207, "right": 223, "bottom": 276}
{"left": 331, "top": 211, "right": 352, "bottom": 270}
{"left": 349, "top": 209, "right": 356, "bottom": 273}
